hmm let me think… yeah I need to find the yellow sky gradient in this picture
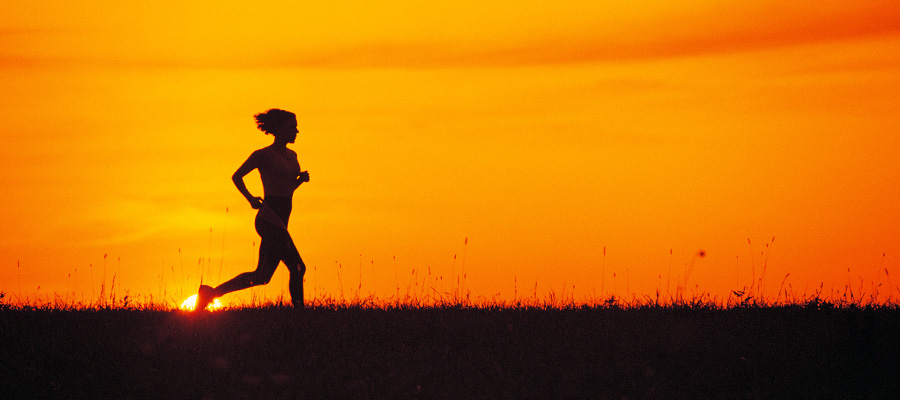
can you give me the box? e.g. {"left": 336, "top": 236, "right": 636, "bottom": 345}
{"left": 2, "top": 1, "right": 900, "bottom": 305}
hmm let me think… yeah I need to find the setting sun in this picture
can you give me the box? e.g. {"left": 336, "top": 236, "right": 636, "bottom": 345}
{"left": 180, "top": 295, "right": 224, "bottom": 311}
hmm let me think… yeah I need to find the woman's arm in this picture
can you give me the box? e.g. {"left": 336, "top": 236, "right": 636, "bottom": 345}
{"left": 232, "top": 153, "right": 264, "bottom": 209}
{"left": 290, "top": 150, "right": 309, "bottom": 190}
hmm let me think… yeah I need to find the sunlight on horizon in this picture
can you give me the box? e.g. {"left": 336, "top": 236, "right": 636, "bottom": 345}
{"left": 180, "top": 294, "right": 224, "bottom": 311}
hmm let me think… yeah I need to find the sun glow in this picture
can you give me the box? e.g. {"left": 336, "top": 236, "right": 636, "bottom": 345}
{"left": 180, "top": 294, "right": 224, "bottom": 311}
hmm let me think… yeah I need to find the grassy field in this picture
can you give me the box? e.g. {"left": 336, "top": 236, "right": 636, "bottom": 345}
{"left": 2, "top": 302, "right": 899, "bottom": 399}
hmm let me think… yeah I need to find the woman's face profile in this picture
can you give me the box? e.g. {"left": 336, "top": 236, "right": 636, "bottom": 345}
{"left": 273, "top": 117, "right": 299, "bottom": 143}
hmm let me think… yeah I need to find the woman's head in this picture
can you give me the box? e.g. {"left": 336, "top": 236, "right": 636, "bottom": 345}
{"left": 254, "top": 109, "right": 298, "bottom": 137}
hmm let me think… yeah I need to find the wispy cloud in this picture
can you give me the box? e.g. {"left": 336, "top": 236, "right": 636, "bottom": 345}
{"left": 281, "top": 2, "right": 900, "bottom": 68}
{"left": 3, "top": 1, "right": 898, "bottom": 69}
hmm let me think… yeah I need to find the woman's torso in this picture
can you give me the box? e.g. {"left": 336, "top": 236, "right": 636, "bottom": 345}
{"left": 256, "top": 146, "right": 301, "bottom": 199}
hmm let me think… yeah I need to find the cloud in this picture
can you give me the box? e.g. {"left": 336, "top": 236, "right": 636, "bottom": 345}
{"left": 2, "top": 1, "right": 899, "bottom": 69}
{"left": 281, "top": 1, "right": 900, "bottom": 68}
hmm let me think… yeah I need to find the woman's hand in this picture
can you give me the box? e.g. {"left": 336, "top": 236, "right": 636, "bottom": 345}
{"left": 248, "top": 196, "right": 264, "bottom": 209}
{"left": 296, "top": 171, "right": 310, "bottom": 187}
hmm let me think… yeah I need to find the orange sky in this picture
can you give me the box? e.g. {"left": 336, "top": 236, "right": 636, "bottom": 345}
{"left": 2, "top": 1, "right": 900, "bottom": 306}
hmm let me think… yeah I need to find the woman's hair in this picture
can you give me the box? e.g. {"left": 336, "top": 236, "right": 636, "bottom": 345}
{"left": 254, "top": 109, "right": 296, "bottom": 135}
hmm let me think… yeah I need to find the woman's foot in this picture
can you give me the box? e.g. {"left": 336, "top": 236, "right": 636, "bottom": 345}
{"left": 194, "top": 285, "right": 216, "bottom": 311}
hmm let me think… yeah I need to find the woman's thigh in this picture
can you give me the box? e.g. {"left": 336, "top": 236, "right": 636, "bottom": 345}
{"left": 256, "top": 218, "right": 303, "bottom": 271}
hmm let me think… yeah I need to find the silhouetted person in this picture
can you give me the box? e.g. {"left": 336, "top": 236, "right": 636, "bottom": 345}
{"left": 195, "top": 109, "right": 309, "bottom": 310}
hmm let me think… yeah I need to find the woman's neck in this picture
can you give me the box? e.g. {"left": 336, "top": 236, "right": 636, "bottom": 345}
{"left": 271, "top": 138, "right": 290, "bottom": 150}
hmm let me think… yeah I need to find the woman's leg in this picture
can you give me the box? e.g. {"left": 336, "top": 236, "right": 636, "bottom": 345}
{"left": 288, "top": 265, "right": 304, "bottom": 308}
{"left": 287, "top": 260, "right": 306, "bottom": 308}
{"left": 213, "top": 239, "right": 280, "bottom": 297}
{"left": 195, "top": 218, "right": 285, "bottom": 311}
{"left": 207, "top": 216, "right": 306, "bottom": 307}
{"left": 283, "top": 235, "right": 307, "bottom": 308}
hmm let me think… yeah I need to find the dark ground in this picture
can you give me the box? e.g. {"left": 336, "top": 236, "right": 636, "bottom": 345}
{"left": 1, "top": 305, "right": 899, "bottom": 399}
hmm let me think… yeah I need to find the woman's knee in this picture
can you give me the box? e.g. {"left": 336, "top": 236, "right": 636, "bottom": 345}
{"left": 291, "top": 261, "right": 306, "bottom": 276}
{"left": 246, "top": 270, "right": 274, "bottom": 286}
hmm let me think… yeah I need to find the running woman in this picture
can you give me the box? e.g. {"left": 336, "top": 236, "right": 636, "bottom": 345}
{"left": 195, "top": 109, "right": 309, "bottom": 310}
